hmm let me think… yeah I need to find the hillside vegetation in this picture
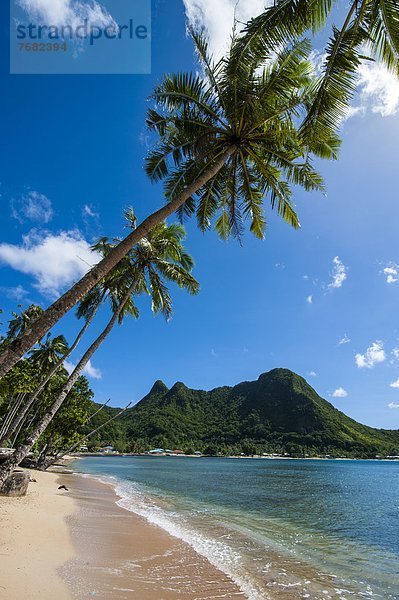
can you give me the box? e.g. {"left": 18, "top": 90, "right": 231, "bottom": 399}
{"left": 86, "top": 369, "right": 399, "bottom": 458}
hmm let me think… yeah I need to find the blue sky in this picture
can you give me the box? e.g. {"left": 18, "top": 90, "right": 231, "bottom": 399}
{"left": 1, "top": 0, "right": 399, "bottom": 428}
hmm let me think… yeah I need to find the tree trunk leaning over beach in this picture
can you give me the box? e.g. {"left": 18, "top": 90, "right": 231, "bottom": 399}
{"left": 0, "top": 148, "right": 235, "bottom": 380}
{"left": 0, "top": 304, "right": 100, "bottom": 447}
{"left": 0, "top": 24, "right": 343, "bottom": 378}
{"left": 0, "top": 221, "right": 199, "bottom": 487}
{"left": 0, "top": 278, "right": 138, "bottom": 489}
{"left": 40, "top": 402, "right": 132, "bottom": 471}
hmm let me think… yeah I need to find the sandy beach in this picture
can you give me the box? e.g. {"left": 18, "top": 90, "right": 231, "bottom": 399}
{"left": 62, "top": 473, "right": 245, "bottom": 599}
{"left": 0, "top": 470, "right": 75, "bottom": 600}
{"left": 0, "top": 470, "right": 245, "bottom": 599}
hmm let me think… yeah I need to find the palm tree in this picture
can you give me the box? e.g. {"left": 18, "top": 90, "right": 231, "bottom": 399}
{"left": 29, "top": 334, "right": 69, "bottom": 373}
{"left": 4, "top": 305, "right": 43, "bottom": 345}
{"left": 0, "top": 31, "right": 335, "bottom": 378}
{"left": 0, "top": 221, "right": 199, "bottom": 487}
{"left": 0, "top": 303, "right": 102, "bottom": 447}
{"left": 234, "top": 0, "right": 399, "bottom": 144}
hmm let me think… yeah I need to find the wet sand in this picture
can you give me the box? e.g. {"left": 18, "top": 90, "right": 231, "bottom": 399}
{"left": 62, "top": 473, "right": 246, "bottom": 599}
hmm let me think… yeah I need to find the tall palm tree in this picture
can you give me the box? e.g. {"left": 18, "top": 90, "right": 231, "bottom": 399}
{"left": 0, "top": 31, "right": 335, "bottom": 378}
{"left": 234, "top": 0, "right": 399, "bottom": 143}
{"left": 0, "top": 301, "right": 103, "bottom": 447}
{"left": 0, "top": 222, "right": 199, "bottom": 487}
{"left": 5, "top": 305, "right": 43, "bottom": 344}
{"left": 29, "top": 334, "right": 69, "bottom": 373}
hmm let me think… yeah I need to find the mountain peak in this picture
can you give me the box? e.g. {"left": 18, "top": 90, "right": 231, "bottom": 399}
{"left": 169, "top": 381, "right": 188, "bottom": 394}
{"left": 149, "top": 380, "right": 169, "bottom": 395}
{"left": 258, "top": 368, "right": 297, "bottom": 380}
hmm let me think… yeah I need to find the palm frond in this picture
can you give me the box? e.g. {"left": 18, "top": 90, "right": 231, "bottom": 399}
{"left": 367, "top": 0, "right": 399, "bottom": 74}
{"left": 300, "top": 21, "right": 366, "bottom": 144}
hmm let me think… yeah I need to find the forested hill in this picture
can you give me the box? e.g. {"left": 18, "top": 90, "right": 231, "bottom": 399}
{"left": 87, "top": 368, "right": 399, "bottom": 457}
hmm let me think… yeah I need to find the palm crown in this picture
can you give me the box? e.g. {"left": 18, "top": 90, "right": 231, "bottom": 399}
{"left": 235, "top": 0, "right": 399, "bottom": 144}
{"left": 145, "top": 31, "right": 338, "bottom": 241}
{"left": 78, "top": 216, "right": 199, "bottom": 325}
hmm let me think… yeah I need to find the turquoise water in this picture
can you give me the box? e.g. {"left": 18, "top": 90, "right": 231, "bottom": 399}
{"left": 73, "top": 457, "right": 399, "bottom": 599}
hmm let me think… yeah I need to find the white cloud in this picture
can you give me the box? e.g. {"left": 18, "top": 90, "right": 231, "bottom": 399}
{"left": 383, "top": 265, "right": 399, "bottom": 284}
{"left": 354, "top": 61, "right": 399, "bottom": 118}
{"left": 82, "top": 204, "right": 98, "bottom": 218}
{"left": 64, "top": 358, "right": 102, "bottom": 379}
{"left": 331, "top": 387, "right": 348, "bottom": 398}
{"left": 17, "top": 0, "right": 116, "bottom": 30}
{"left": 306, "top": 295, "right": 313, "bottom": 304}
{"left": 355, "top": 341, "right": 386, "bottom": 369}
{"left": 0, "top": 229, "right": 100, "bottom": 298}
{"left": 182, "top": 0, "right": 270, "bottom": 60}
{"left": 392, "top": 348, "right": 399, "bottom": 362}
{"left": 328, "top": 256, "right": 347, "bottom": 290}
{"left": 307, "top": 371, "right": 317, "bottom": 377}
{"left": 83, "top": 359, "right": 102, "bottom": 379}
{"left": 390, "top": 378, "right": 399, "bottom": 389}
{"left": 0, "top": 285, "right": 30, "bottom": 302}
{"left": 388, "top": 402, "right": 399, "bottom": 409}
{"left": 11, "top": 191, "right": 53, "bottom": 224}
{"left": 338, "top": 334, "right": 351, "bottom": 345}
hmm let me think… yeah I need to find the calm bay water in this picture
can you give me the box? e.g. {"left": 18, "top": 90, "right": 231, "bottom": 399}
{"left": 73, "top": 457, "right": 399, "bottom": 599}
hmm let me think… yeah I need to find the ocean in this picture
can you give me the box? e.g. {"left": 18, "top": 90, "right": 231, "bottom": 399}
{"left": 72, "top": 456, "right": 399, "bottom": 599}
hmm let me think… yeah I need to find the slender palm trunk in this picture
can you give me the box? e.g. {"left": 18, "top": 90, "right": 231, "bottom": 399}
{"left": 42, "top": 402, "right": 132, "bottom": 470}
{"left": 36, "top": 434, "right": 55, "bottom": 470}
{"left": 0, "top": 393, "right": 25, "bottom": 442}
{"left": 0, "top": 147, "right": 235, "bottom": 380}
{"left": 0, "top": 279, "right": 137, "bottom": 488}
{"left": 36, "top": 399, "right": 110, "bottom": 470}
{"left": 86, "top": 398, "right": 110, "bottom": 422}
{"left": 0, "top": 305, "right": 100, "bottom": 446}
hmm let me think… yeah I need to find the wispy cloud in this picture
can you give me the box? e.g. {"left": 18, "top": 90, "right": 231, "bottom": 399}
{"left": 392, "top": 348, "right": 399, "bottom": 362}
{"left": 0, "top": 229, "right": 100, "bottom": 298}
{"left": 83, "top": 359, "right": 102, "bottom": 379}
{"left": 17, "top": 0, "right": 116, "bottom": 29}
{"left": 328, "top": 256, "right": 347, "bottom": 290}
{"left": 64, "top": 358, "right": 102, "bottom": 380}
{"left": 82, "top": 204, "right": 98, "bottom": 218}
{"left": 338, "top": 334, "right": 351, "bottom": 345}
{"left": 383, "top": 264, "right": 399, "bottom": 284}
{"left": 182, "top": 0, "right": 269, "bottom": 60}
{"left": 390, "top": 378, "right": 399, "bottom": 389}
{"left": 331, "top": 387, "right": 348, "bottom": 398}
{"left": 307, "top": 371, "right": 317, "bottom": 378}
{"left": 306, "top": 295, "right": 313, "bottom": 305}
{"left": 0, "top": 285, "right": 30, "bottom": 302}
{"left": 355, "top": 341, "right": 386, "bottom": 369}
{"left": 11, "top": 191, "right": 53, "bottom": 224}
{"left": 388, "top": 401, "right": 399, "bottom": 409}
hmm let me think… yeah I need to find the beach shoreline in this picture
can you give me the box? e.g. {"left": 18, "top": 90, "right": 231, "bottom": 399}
{"left": 0, "top": 468, "right": 246, "bottom": 599}
{"left": 62, "top": 471, "right": 246, "bottom": 599}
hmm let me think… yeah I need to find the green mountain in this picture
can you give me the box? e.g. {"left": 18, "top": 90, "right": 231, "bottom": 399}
{"left": 87, "top": 368, "right": 399, "bottom": 458}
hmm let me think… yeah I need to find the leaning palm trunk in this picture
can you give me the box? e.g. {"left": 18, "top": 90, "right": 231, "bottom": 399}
{"left": 36, "top": 433, "right": 55, "bottom": 470}
{"left": 36, "top": 399, "right": 110, "bottom": 470}
{"left": 41, "top": 402, "right": 132, "bottom": 471}
{"left": 0, "top": 392, "right": 26, "bottom": 442}
{"left": 0, "top": 147, "right": 235, "bottom": 380}
{"left": 0, "top": 278, "right": 138, "bottom": 489}
{"left": 0, "top": 304, "right": 100, "bottom": 446}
